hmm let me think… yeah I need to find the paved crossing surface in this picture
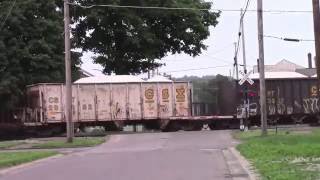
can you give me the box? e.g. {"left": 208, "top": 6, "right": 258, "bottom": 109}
{"left": 0, "top": 131, "right": 250, "bottom": 180}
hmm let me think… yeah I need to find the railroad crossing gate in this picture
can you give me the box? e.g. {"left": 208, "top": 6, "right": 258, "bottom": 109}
{"left": 239, "top": 70, "right": 254, "bottom": 85}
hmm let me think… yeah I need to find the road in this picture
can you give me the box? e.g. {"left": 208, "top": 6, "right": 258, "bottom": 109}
{"left": 0, "top": 131, "right": 251, "bottom": 180}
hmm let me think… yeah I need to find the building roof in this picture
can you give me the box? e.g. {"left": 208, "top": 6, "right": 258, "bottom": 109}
{"left": 79, "top": 69, "right": 94, "bottom": 78}
{"left": 253, "top": 59, "right": 305, "bottom": 73}
{"left": 295, "top": 68, "right": 317, "bottom": 77}
{"left": 74, "top": 75, "right": 145, "bottom": 84}
{"left": 250, "top": 72, "right": 308, "bottom": 80}
{"left": 147, "top": 76, "right": 173, "bottom": 82}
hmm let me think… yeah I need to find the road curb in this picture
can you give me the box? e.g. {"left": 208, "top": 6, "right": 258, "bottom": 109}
{"left": 229, "top": 147, "right": 260, "bottom": 180}
{"left": 0, "top": 154, "right": 63, "bottom": 176}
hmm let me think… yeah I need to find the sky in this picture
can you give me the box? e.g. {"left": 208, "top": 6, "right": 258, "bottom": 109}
{"left": 81, "top": 0, "right": 316, "bottom": 78}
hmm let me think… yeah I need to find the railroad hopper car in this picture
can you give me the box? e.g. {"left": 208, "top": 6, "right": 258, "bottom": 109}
{"left": 237, "top": 72, "right": 320, "bottom": 126}
{"left": 23, "top": 76, "right": 200, "bottom": 131}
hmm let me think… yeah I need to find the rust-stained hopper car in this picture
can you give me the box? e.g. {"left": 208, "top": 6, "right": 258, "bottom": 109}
{"left": 23, "top": 75, "right": 235, "bottom": 131}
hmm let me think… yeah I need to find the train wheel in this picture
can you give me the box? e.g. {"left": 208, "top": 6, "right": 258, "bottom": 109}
{"left": 180, "top": 122, "right": 202, "bottom": 131}
{"left": 209, "top": 123, "right": 216, "bottom": 130}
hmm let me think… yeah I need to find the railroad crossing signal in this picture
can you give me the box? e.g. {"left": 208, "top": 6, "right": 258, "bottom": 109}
{"left": 239, "top": 70, "right": 254, "bottom": 85}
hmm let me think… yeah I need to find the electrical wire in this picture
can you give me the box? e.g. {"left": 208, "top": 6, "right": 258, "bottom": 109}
{"left": 164, "top": 56, "right": 232, "bottom": 65}
{"left": 162, "top": 65, "right": 231, "bottom": 73}
{"left": 264, "top": 35, "right": 315, "bottom": 42}
{"left": 241, "top": 0, "right": 251, "bottom": 20}
{"left": 0, "top": 0, "right": 16, "bottom": 31}
{"left": 69, "top": 3, "right": 312, "bottom": 14}
{"left": 233, "top": 0, "right": 251, "bottom": 79}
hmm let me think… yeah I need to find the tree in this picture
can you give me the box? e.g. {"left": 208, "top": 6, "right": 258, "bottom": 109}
{"left": 73, "top": 0, "right": 220, "bottom": 74}
{"left": 0, "top": 0, "right": 81, "bottom": 110}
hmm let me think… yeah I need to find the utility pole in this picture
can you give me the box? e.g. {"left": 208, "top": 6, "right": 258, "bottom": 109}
{"left": 64, "top": 0, "right": 73, "bottom": 142}
{"left": 257, "top": 0, "right": 267, "bottom": 136}
{"left": 234, "top": 42, "right": 239, "bottom": 80}
{"left": 241, "top": 9, "right": 248, "bottom": 130}
{"left": 241, "top": 9, "right": 247, "bottom": 73}
{"left": 313, "top": 0, "right": 320, "bottom": 79}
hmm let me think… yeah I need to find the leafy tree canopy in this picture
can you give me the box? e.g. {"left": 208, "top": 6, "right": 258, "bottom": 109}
{"left": 72, "top": 0, "right": 220, "bottom": 74}
{"left": 0, "top": 0, "right": 81, "bottom": 110}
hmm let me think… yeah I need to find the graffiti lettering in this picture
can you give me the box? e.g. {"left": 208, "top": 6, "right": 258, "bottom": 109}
{"left": 287, "top": 106, "right": 293, "bottom": 115}
{"left": 267, "top": 90, "right": 276, "bottom": 115}
{"left": 111, "top": 102, "right": 122, "bottom": 119}
{"left": 311, "top": 86, "right": 318, "bottom": 97}
{"left": 237, "top": 103, "right": 258, "bottom": 118}
{"left": 160, "top": 105, "right": 169, "bottom": 113}
{"left": 294, "top": 100, "right": 302, "bottom": 109}
{"left": 303, "top": 98, "right": 319, "bottom": 114}
{"left": 276, "top": 98, "right": 286, "bottom": 115}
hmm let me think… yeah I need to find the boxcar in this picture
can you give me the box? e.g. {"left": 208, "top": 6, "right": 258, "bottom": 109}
{"left": 237, "top": 73, "right": 320, "bottom": 126}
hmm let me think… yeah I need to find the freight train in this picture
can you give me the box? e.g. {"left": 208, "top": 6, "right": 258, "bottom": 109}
{"left": 2, "top": 71, "right": 320, "bottom": 136}
{"left": 3, "top": 75, "right": 235, "bottom": 135}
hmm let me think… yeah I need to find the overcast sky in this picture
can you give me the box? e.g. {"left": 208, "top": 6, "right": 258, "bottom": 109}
{"left": 81, "top": 0, "right": 316, "bottom": 78}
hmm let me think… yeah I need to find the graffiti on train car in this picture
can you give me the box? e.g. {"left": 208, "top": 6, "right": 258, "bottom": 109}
{"left": 236, "top": 103, "right": 258, "bottom": 118}
{"left": 160, "top": 105, "right": 169, "bottom": 113}
{"left": 264, "top": 85, "right": 320, "bottom": 115}
{"left": 303, "top": 98, "right": 319, "bottom": 114}
{"left": 111, "top": 102, "right": 122, "bottom": 119}
{"left": 238, "top": 86, "right": 296, "bottom": 118}
{"left": 266, "top": 90, "right": 276, "bottom": 115}
{"left": 310, "top": 85, "right": 320, "bottom": 97}
{"left": 266, "top": 89, "right": 287, "bottom": 115}
{"left": 301, "top": 85, "right": 320, "bottom": 114}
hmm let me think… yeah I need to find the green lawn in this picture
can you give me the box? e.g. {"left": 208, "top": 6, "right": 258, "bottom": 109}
{"left": 31, "top": 137, "right": 106, "bottom": 149}
{"left": 0, "top": 151, "right": 58, "bottom": 168}
{"left": 0, "top": 141, "right": 25, "bottom": 149}
{"left": 235, "top": 129, "right": 320, "bottom": 180}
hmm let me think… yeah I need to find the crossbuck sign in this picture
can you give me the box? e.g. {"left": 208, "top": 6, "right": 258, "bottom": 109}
{"left": 239, "top": 70, "right": 254, "bottom": 85}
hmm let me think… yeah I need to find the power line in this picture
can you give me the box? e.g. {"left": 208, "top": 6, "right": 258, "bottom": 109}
{"left": 241, "top": 0, "right": 251, "bottom": 19}
{"left": 202, "top": 54, "right": 233, "bottom": 64}
{"left": 264, "top": 35, "right": 315, "bottom": 42}
{"left": 69, "top": 3, "right": 312, "bottom": 13}
{"left": 162, "top": 65, "right": 231, "bottom": 73}
{"left": 235, "top": 0, "right": 251, "bottom": 61}
{"left": 233, "top": 0, "right": 251, "bottom": 79}
{"left": 162, "top": 54, "right": 233, "bottom": 65}
{"left": 0, "top": 0, "right": 16, "bottom": 31}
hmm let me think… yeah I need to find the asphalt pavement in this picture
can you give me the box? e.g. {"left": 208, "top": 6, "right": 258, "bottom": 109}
{"left": 0, "top": 130, "right": 251, "bottom": 180}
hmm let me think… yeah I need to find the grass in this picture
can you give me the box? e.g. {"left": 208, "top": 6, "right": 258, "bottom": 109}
{"left": 235, "top": 129, "right": 320, "bottom": 180}
{"left": 0, "top": 141, "right": 25, "bottom": 149}
{"left": 0, "top": 151, "right": 58, "bottom": 168}
{"left": 31, "top": 137, "right": 106, "bottom": 149}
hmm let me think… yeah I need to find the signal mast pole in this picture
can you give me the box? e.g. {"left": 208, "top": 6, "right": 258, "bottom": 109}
{"left": 64, "top": 0, "right": 74, "bottom": 142}
{"left": 234, "top": 42, "right": 239, "bottom": 80}
{"left": 241, "top": 9, "right": 249, "bottom": 130}
{"left": 313, "top": 0, "right": 320, "bottom": 79}
{"left": 257, "top": 0, "right": 267, "bottom": 136}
